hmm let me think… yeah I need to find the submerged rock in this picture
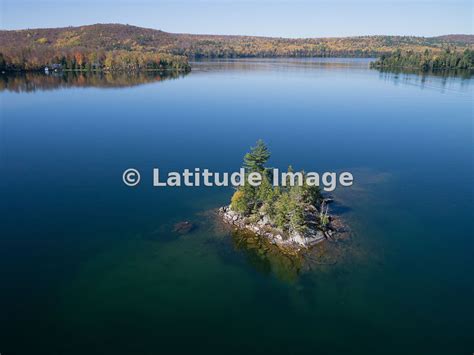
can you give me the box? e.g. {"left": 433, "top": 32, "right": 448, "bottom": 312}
{"left": 173, "top": 221, "right": 195, "bottom": 234}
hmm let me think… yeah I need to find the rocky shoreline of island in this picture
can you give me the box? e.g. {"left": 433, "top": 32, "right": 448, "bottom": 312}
{"left": 218, "top": 197, "right": 346, "bottom": 252}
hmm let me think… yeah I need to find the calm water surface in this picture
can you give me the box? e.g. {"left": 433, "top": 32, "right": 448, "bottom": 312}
{"left": 0, "top": 59, "right": 472, "bottom": 355}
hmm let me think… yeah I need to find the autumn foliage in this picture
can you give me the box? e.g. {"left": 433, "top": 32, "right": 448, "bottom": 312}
{"left": 0, "top": 24, "right": 472, "bottom": 71}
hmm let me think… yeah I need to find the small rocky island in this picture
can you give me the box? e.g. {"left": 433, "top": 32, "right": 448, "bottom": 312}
{"left": 219, "top": 140, "right": 346, "bottom": 253}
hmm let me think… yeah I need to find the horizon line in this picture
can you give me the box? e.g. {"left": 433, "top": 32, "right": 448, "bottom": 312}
{"left": 1, "top": 23, "right": 473, "bottom": 39}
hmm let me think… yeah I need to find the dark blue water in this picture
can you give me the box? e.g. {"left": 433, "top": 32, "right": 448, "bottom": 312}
{"left": 0, "top": 59, "right": 472, "bottom": 355}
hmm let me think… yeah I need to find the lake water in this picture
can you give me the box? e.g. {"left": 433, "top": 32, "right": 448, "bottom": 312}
{"left": 0, "top": 59, "right": 472, "bottom": 355}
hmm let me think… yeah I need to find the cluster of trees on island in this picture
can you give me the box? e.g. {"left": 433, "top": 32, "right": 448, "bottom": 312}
{"left": 371, "top": 49, "right": 474, "bottom": 71}
{"left": 230, "top": 140, "right": 324, "bottom": 234}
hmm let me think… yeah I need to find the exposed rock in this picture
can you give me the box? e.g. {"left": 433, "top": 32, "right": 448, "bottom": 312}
{"left": 323, "top": 197, "right": 334, "bottom": 204}
{"left": 218, "top": 205, "right": 336, "bottom": 252}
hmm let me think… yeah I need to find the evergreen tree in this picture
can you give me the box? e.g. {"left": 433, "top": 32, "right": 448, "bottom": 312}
{"left": 274, "top": 192, "right": 291, "bottom": 230}
{"left": 259, "top": 178, "right": 280, "bottom": 218}
{"left": 243, "top": 139, "right": 270, "bottom": 173}
{"left": 288, "top": 185, "right": 306, "bottom": 232}
{"left": 0, "top": 53, "right": 6, "bottom": 71}
{"left": 301, "top": 179, "right": 322, "bottom": 206}
{"left": 257, "top": 173, "right": 273, "bottom": 205}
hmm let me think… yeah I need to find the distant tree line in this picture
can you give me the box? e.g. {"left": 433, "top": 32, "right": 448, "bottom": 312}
{"left": 171, "top": 41, "right": 384, "bottom": 58}
{"left": 0, "top": 48, "right": 190, "bottom": 72}
{"left": 371, "top": 49, "right": 474, "bottom": 71}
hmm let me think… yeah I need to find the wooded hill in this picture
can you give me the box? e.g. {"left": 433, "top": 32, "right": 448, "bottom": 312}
{"left": 0, "top": 24, "right": 473, "bottom": 70}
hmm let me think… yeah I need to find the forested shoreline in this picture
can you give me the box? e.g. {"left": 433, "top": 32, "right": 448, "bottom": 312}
{"left": 0, "top": 24, "right": 472, "bottom": 73}
{"left": 0, "top": 49, "right": 190, "bottom": 72}
{"left": 370, "top": 49, "right": 474, "bottom": 71}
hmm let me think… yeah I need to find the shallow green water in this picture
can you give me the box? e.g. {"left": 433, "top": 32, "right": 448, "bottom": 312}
{"left": 0, "top": 59, "right": 472, "bottom": 355}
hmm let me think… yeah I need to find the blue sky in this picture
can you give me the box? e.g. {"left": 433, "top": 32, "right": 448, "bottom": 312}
{"left": 1, "top": 0, "right": 472, "bottom": 37}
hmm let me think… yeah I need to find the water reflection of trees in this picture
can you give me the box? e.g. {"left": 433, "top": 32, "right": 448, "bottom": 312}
{"left": 228, "top": 224, "right": 353, "bottom": 283}
{"left": 191, "top": 58, "right": 372, "bottom": 73}
{"left": 229, "top": 229, "right": 304, "bottom": 283}
{"left": 0, "top": 71, "right": 188, "bottom": 93}
{"left": 376, "top": 67, "right": 473, "bottom": 91}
